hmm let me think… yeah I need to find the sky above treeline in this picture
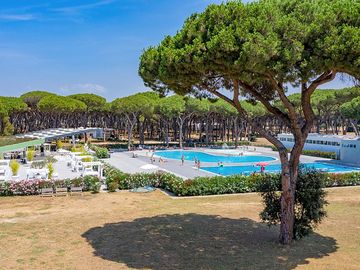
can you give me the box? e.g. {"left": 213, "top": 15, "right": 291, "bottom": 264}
{"left": 0, "top": 0, "right": 354, "bottom": 101}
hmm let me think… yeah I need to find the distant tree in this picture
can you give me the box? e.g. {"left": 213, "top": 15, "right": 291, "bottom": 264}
{"left": 0, "top": 97, "right": 27, "bottom": 135}
{"left": 340, "top": 96, "right": 360, "bottom": 135}
{"left": 20, "top": 91, "right": 56, "bottom": 108}
{"left": 38, "top": 95, "right": 87, "bottom": 113}
{"left": 37, "top": 96, "right": 87, "bottom": 128}
{"left": 112, "top": 92, "right": 158, "bottom": 150}
{"left": 139, "top": 0, "right": 360, "bottom": 244}
{"left": 68, "top": 93, "right": 107, "bottom": 112}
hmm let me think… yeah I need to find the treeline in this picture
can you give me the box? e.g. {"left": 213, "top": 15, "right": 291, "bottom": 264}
{"left": 0, "top": 87, "right": 359, "bottom": 148}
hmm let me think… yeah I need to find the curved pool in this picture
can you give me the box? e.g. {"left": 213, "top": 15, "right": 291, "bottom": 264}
{"left": 154, "top": 150, "right": 276, "bottom": 163}
{"left": 201, "top": 163, "right": 360, "bottom": 176}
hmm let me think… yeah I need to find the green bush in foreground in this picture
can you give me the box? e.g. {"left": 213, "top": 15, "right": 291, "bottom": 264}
{"left": 91, "top": 145, "right": 110, "bottom": 159}
{"left": 259, "top": 168, "right": 328, "bottom": 240}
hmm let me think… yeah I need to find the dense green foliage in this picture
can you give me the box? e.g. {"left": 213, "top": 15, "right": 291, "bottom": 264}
{"left": 68, "top": 93, "right": 108, "bottom": 112}
{"left": 341, "top": 96, "right": 360, "bottom": 119}
{"left": 302, "top": 150, "right": 337, "bottom": 159}
{"left": 20, "top": 91, "right": 56, "bottom": 107}
{"left": 38, "top": 95, "right": 87, "bottom": 113}
{"left": 259, "top": 168, "right": 327, "bottom": 239}
{"left": 0, "top": 97, "right": 28, "bottom": 135}
{"left": 91, "top": 145, "right": 110, "bottom": 159}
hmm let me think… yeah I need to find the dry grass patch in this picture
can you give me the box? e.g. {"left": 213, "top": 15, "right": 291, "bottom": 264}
{"left": 0, "top": 187, "right": 359, "bottom": 269}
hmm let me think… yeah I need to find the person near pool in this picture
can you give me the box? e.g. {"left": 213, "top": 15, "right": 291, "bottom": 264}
{"left": 218, "top": 161, "right": 224, "bottom": 167}
{"left": 194, "top": 158, "right": 198, "bottom": 167}
{"left": 181, "top": 155, "right": 185, "bottom": 166}
{"left": 197, "top": 159, "right": 201, "bottom": 170}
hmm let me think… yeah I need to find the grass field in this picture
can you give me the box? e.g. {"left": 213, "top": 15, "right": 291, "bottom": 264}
{"left": 0, "top": 187, "right": 359, "bottom": 270}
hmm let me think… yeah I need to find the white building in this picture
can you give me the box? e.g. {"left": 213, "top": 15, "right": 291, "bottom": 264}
{"left": 340, "top": 137, "right": 360, "bottom": 165}
{"left": 277, "top": 133, "right": 360, "bottom": 165}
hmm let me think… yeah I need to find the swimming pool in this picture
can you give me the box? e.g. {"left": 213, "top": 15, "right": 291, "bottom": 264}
{"left": 201, "top": 163, "right": 360, "bottom": 176}
{"left": 154, "top": 150, "right": 276, "bottom": 163}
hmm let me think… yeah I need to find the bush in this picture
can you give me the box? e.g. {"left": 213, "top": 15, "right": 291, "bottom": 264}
{"left": 323, "top": 172, "right": 360, "bottom": 187}
{"left": 26, "top": 150, "right": 35, "bottom": 162}
{"left": 269, "top": 148, "right": 336, "bottom": 159}
{"left": 82, "top": 157, "right": 93, "bottom": 162}
{"left": 81, "top": 176, "right": 101, "bottom": 192}
{"left": 302, "top": 150, "right": 337, "bottom": 159}
{"left": 7, "top": 180, "right": 45, "bottom": 196}
{"left": 47, "top": 163, "right": 54, "bottom": 179}
{"left": 70, "top": 145, "right": 85, "bottom": 153}
{"left": 93, "top": 146, "right": 110, "bottom": 159}
{"left": 104, "top": 164, "right": 128, "bottom": 191}
{"left": 56, "top": 140, "right": 63, "bottom": 149}
{"left": 258, "top": 168, "right": 327, "bottom": 240}
{"left": 9, "top": 160, "right": 20, "bottom": 176}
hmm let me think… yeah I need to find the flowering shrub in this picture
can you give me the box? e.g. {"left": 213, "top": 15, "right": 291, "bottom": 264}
{"left": 0, "top": 176, "right": 101, "bottom": 196}
{"left": 7, "top": 179, "right": 45, "bottom": 196}
{"left": 323, "top": 172, "right": 360, "bottom": 187}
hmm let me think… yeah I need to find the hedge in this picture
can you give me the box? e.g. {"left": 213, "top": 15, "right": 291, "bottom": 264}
{"left": 270, "top": 146, "right": 337, "bottom": 159}
{"left": 104, "top": 163, "right": 360, "bottom": 197}
{"left": 2, "top": 165, "right": 359, "bottom": 197}
{"left": 90, "top": 145, "right": 110, "bottom": 159}
{"left": 0, "top": 176, "right": 101, "bottom": 196}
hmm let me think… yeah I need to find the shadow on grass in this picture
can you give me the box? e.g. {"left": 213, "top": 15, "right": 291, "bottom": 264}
{"left": 82, "top": 214, "right": 337, "bottom": 269}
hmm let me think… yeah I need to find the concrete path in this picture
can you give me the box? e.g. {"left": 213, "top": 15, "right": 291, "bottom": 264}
{"left": 105, "top": 151, "right": 214, "bottom": 179}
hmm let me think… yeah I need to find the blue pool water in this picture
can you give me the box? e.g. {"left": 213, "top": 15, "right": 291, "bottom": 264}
{"left": 202, "top": 163, "right": 360, "bottom": 176}
{"left": 154, "top": 150, "right": 276, "bottom": 163}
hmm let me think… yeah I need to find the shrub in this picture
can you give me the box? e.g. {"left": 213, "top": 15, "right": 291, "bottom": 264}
{"left": 26, "top": 150, "right": 35, "bottom": 162}
{"left": 258, "top": 168, "right": 327, "bottom": 240}
{"left": 82, "top": 157, "right": 93, "bottom": 162}
{"left": 104, "top": 164, "right": 128, "bottom": 191}
{"left": 7, "top": 180, "right": 44, "bottom": 196}
{"left": 302, "top": 150, "right": 337, "bottom": 159}
{"left": 0, "top": 182, "right": 11, "bottom": 196}
{"left": 31, "top": 160, "right": 46, "bottom": 169}
{"left": 56, "top": 140, "right": 63, "bottom": 149}
{"left": 47, "top": 163, "right": 54, "bottom": 179}
{"left": 82, "top": 176, "right": 101, "bottom": 193}
{"left": 92, "top": 146, "right": 110, "bottom": 159}
{"left": 323, "top": 172, "right": 360, "bottom": 187}
{"left": 9, "top": 160, "right": 20, "bottom": 176}
{"left": 70, "top": 145, "right": 85, "bottom": 153}
{"left": 269, "top": 148, "right": 337, "bottom": 159}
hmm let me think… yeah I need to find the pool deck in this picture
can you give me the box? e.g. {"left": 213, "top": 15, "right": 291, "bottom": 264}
{"left": 105, "top": 147, "right": 337, "bottom": 179}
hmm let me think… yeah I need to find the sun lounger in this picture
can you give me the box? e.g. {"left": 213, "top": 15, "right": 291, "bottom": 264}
{"left": 70, "top": 186, "right": 83, "bottom": 196}
{"left": 41, "top": 188, "right": 54, "bottom": 197}
{"left": 55, "top": 187, "right": 68, "bottom": 197}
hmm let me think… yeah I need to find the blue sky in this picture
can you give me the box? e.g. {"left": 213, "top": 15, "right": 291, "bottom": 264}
{"left": 0, "top": 0, "right": 354, "bottom": 101}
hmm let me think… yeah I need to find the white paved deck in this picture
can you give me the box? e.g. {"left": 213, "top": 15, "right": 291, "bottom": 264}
{"left": 104, "top": 147, "right": 334, "bottom": 180}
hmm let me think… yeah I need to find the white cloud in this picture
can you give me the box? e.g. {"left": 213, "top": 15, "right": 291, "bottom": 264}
{"left": 0, "top": 14, "right": 36, "bottom": 21}
{"left": 59, "top": 83, "right": 107, "bottom": 95}
{"left": 52, "top": 0, "right": 115, "bottom": 15}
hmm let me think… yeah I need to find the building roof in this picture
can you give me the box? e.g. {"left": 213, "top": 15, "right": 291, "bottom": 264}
{"left": 0, "top": 139, "right": 45, "bottom": 153}
{"left": 15, "top": 127, "right": 102, "bottom": 141}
